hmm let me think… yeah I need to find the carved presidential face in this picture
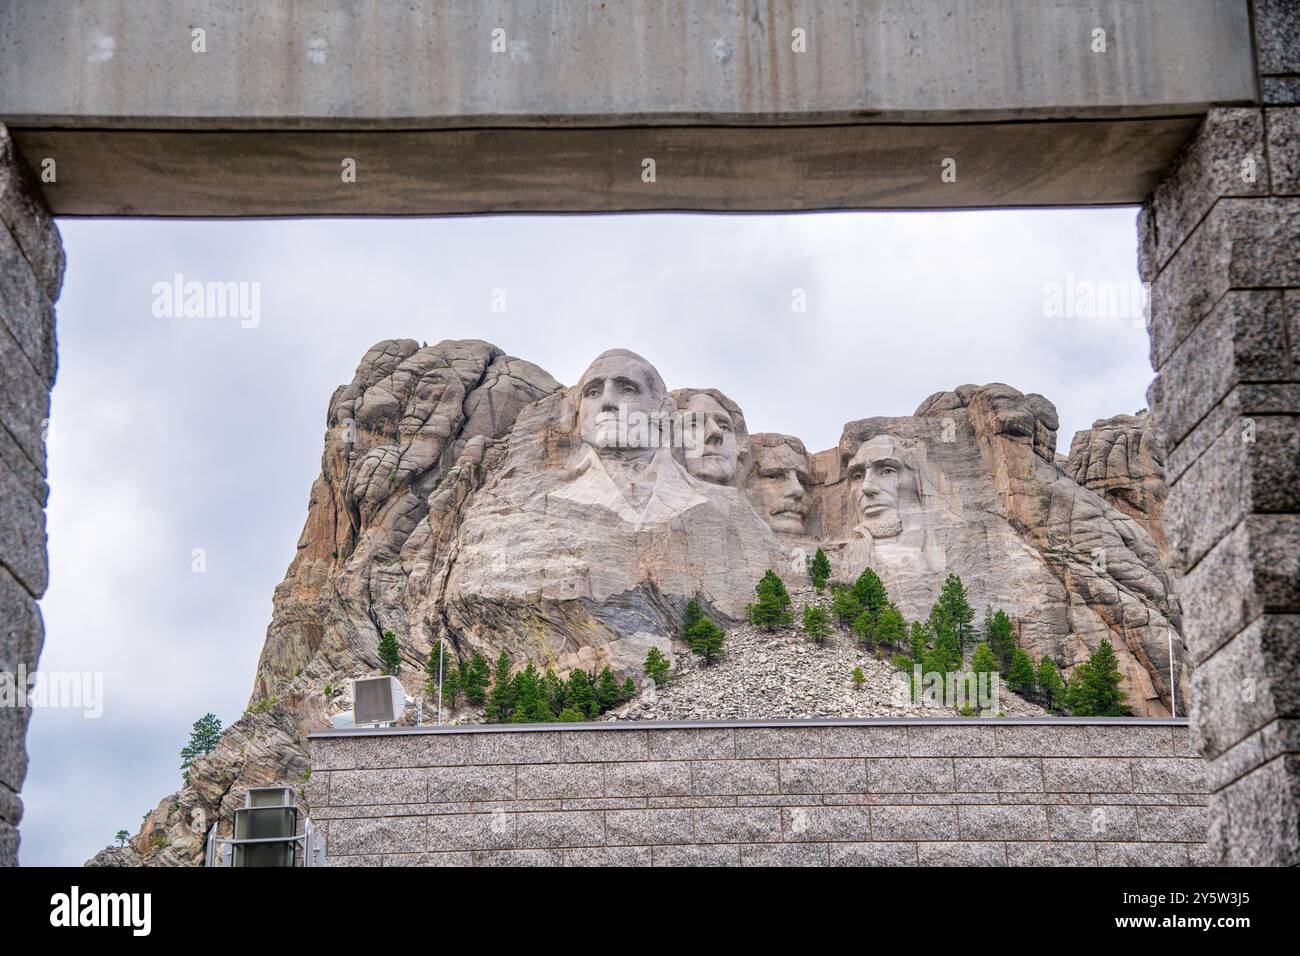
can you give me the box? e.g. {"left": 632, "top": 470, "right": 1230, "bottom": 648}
{"left": 848, "top": 435, "right": 912, "bottom": 538}
{"left": 680, "top": 393, "right": 739, "bottom": 484}
{"left": 750, "top": 441, "right": 810, "bottom": 534}
{"left": 576, "top": 350, "right": 667, "bottom": 455}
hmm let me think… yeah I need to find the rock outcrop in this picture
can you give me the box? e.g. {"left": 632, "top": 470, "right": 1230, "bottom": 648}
{"left": 1066, "top": 411, "right": 1170, "bottom": 561}
{"left": 96, "top": 340, "right": 1184, "bottom": 865}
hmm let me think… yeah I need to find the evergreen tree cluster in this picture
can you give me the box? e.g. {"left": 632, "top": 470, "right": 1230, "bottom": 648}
{"left": 824, "top": 566, "right": 911, "bottom": 652}
{"left": 740, "top": 561, "right": 1131, "bottom": 716}
{"left": 746, "top": 572, "right": 792, "bottom": 632}
{"left": 481, "top": 650, "right": 636, "bottom": 724}
{"left": 427, "top": 647, "right": 491, "bottom": 708}
{"left": 965, "top": 604, "right": 1122, "bottom": 715}
{"left": 1063, "top": 640, "right": 1129, "bottom": 716}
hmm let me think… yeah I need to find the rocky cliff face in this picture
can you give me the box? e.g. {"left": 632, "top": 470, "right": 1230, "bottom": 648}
{"left": 1066, "top": 411, "right": 1170, "bottom": 562}
{"left": 96, "top": 339, "right": 1184, "bottom": 865}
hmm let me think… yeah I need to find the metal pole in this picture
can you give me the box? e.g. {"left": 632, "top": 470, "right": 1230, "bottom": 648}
{"left": 1168, "top": 629, "right": 1176, "bottom": 719}
{"left": 437, "top": 638, "right": 445, "bottom": 726}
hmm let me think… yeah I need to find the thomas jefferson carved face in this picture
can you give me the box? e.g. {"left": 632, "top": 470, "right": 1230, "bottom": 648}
{"left": 576, "top": 350, "right": 667, "bottom": 456}
{"left": 680, "top": 393, "right": 739, "bottom": 484}
{"left": 848, "top": 435, "right": 913, "bottom": 538}
{"left": 750, "top": 440, "right": 810, "bottom": 534}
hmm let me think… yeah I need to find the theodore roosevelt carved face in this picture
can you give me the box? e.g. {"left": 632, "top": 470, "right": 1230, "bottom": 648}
{"left": 748, "top": 435, "right": 811, "bottom": 534}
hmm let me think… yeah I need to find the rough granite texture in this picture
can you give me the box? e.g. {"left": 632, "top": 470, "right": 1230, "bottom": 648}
{"left": 1141, "top": 96, "right": 1300, "bottom": 865}
{"left": 308, "top": 721, "right": 1208, "bottom": 866}
{"left": 0, "top": 121, "right": 59, "bottom": 867}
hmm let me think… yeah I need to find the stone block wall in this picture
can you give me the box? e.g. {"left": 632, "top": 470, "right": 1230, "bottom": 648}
{"left": 1139, "top": 2, "right": 1300, "bottom": 865}
{"left": 0, "top": 122, "right": 62, "bottom": 867}
{"left": 308, "top": 720, "right": 1207, "bottom": 866}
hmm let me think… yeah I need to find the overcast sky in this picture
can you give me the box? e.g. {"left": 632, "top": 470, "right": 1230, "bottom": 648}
{"left": 23, "top": 209, "right": 1151, "bottom": 864}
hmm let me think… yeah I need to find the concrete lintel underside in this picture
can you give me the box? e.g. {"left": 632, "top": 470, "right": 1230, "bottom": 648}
{"left": 14, "top": 118, "right": 1203, "bottom": 216}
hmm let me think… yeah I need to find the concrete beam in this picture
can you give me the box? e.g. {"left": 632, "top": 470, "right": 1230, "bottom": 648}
{"left": 14, "top": 118, "right": 1201, "bottom": 217}
{"left": 0, "top": 0, "right": 1256, "bottom": 216}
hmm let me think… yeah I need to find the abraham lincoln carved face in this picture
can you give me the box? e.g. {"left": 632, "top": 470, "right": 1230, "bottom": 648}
{"left": 848, "top": 435, "right": 917, "bottom": 538}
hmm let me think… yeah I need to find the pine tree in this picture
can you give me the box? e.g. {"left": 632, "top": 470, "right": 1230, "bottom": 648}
{"left": 566, "top": 669, "right": 599, "bottom": 718}
{"left": 924, "top": 623, "right": 961, "bottom": 678}
{"left": 970, "top": 643, "right": 999, "bottom": 678}
{"left": 851, "top": 609, "right": 876, "bottom": 647}
{"left": 465, "top": 652, "right": 491, "bottom": 704}
{"left": 622, "top": 677, "right": 637, "bottom": 700}
{"left": 1063, "top": 661, "right": 1090, "bottom": 715}
{"left": 486, "top": 651, "right": 516, "bottom": 723}
{"left": 527, "top": 688, "right": 554, "bottom": 722}
{"left": 831, "top": 585, "right": 862, "bottom": 624}
{"left": 983, "top": 606, "right": 1017, "bottom": 671}
{"left": 1036, "top": 656, "right": 1065, "bottom": 710}
{"left": 809, "top": 548, "right": 831, "bottom": 589}
{"left": 378, "top": 629, "right": 402, "bottom": 675}
{"left": 425, "top": 641, "right": 451, "bottom": 699}
{"left": 747, "top": 570, "right": 792, "bottom": 631}
{"left": 1065, "top": 640, "right": 1130, "bottom": 716}
{"left": 851, "top": 567, "right": 889, "bottom": 622}
{"left": 851, "top": 667, "right": 865, "bottom": 691}
{"left": 682, "top": 598, "right": 704, "bottom": 636}
{"left": 875, "top": 604, "right": 907, "bottom": 649}
{"left": 558, "top": 706, "right": 585, "bottom": 722}
{"left": 1007, "top": 647, "right": 1036, "bottom": 693}
{"left": 440, "top": 663, "right": 463, "bottom": 709}
{"left": 510, "top": 663, "right": 548, "bottom": 723}
{"left": 596, "top": 667, "right": 624, "bottom": 712}
{"left": 933, "top": 574, "right": 975, "bottom": 650}
{"left": 115, "top": 829, "right": 130, "bottom": 848}
{"left": 644, "top": 646, "right": 672, "bottom": 687}
{"left": 689, "top": 618, "right": 726, "bottom": 664}
{"left": 543, "top": 668, "right": 566, "bottom": 715}
{"left": 909, "top": 620, "right": 931, "bottom": 662}
{"left": 803, "top": 603, "right": 833, "bottom": 642}
{"left": 180, "top": 713, "right": 223, "bottom": 785}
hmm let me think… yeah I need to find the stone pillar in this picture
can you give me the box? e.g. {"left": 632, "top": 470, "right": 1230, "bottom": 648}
{"left": 1140, "top": 2, "right": 1300, "bottom": 866}
{"left": 0, "top": 123, "right": 62, "bottom": 866}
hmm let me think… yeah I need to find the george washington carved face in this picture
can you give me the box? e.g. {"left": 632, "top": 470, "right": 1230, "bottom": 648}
{"left": 576, "top": 349, "right": 668, "bottom": 457}
{"left": 848, "top": 435, "right": 916, "bottom": 538}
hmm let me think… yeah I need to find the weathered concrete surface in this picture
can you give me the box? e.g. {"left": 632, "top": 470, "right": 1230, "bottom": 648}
{"left": 309, "top": 719, "right": 1208, "bottom": 867}
{"left": 0, "top": 0, "right": 1256, "bottom": 126}
{"left": 0, "top": 0, "right": 1255, "bottom": 215}
{"left": 13, "top": 120, "right": 1204, "bottom": 217}
{"left": 0, "top": 123, "right": 61, "bottom": 867}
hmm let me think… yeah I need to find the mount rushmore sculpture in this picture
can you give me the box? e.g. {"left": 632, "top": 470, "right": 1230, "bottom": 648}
{"left": 252, "top": 338, "right": 1184, "bottom": 721}
{"left": 107, "top": 337, "right": 1186, "bottom": 865}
